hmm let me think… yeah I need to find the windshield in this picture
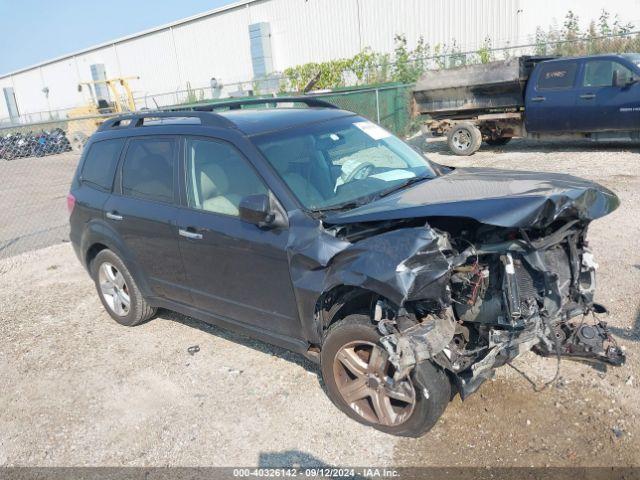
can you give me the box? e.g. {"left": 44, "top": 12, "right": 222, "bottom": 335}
{"left": 253, "top": 116, "right": 437, "bottom": 211}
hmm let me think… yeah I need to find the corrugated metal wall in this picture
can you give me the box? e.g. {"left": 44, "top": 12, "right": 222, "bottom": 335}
{"left": 0, "top": 0, "right": 522, "bottom": 119}
{"left": 357, "top": 0, "right": 520, "bottom": 53}
{"left": 172, "top": 6, "right": 254, "bottom": 91}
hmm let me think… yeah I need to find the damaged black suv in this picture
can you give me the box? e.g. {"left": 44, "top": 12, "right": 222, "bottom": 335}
{"left": 69, "top": 98, "right": 624, "bottom": 437}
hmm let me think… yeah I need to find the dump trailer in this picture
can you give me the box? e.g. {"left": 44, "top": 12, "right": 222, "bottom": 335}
{"left": 413, "top": 54, "right": 640, "bottom": 155}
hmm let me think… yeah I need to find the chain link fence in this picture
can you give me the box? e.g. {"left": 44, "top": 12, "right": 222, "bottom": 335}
{"left": 0, "top": 83, "right": 411, "bottom": 159}
{"left": 0, "top": 105, "right": 114, "bottom": 256}
{"left": 0, "top": 84, "right": 412, "bottom": 259}
{"left": 0, "top": 113, "right": 115, "bottom": 258}
{"left": 318, "top": 84, "right": 414, "bottom": 136}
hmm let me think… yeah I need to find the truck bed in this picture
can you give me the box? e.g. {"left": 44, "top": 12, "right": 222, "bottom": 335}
{"left": 413, "top": 56, "right": 553, "bottom": 119}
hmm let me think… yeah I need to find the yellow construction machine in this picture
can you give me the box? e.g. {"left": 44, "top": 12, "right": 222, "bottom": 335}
{"left": 67, "top": 76, "right": 139, "bottom": 150}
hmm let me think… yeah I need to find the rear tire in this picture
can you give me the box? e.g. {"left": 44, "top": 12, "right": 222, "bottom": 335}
{"left": 485, "top": 136, "right": 512, "bottom": 147}
{"left": 446, "top": 122, "right": 482, "bottom": 156}
{"left": 321, "top": 314, "right": 450, "bottom": 437}
{"left": 91, "top": 249, "right": 156, "bottom": 326}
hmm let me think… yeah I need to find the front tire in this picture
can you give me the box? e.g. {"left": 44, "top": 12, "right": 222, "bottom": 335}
{"left": 321, "top": 314, "right": 450, "bottom": 437}
{"left": 91, "top": 249, "right": 156, "bottom": 326}
{"left": 446, "top": 122, "right": 482, "bottom": 156}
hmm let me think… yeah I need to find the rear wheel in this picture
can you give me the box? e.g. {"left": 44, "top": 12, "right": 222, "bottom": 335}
{"left": 485, "top": 136, "right": 512, "bottom": 147}
{"left": 446, "top": 122, "right": 482, "bottom": 156}
{"left": 321, "top": 314, "right": 450, "bottom": 437}
{"left": 91, "top": 249, "right": 156, "bottom": 326}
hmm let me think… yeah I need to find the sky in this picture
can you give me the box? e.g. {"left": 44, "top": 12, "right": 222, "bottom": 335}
{"left": 0, "top": 0, "right": 236, "bottom": 74}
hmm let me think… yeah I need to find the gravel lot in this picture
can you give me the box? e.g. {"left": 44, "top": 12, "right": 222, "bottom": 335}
{"left": 0, "top": 139, "right": 639, "bottom": 467}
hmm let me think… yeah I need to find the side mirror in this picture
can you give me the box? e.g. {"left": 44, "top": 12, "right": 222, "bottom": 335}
{"left": 239, "top": 194, "right": 272, "bottom": 226}
{"left": 613, "top": 70, "right": 635, "bottom": 88}
{"left": 239, "top": 193, "right": 285, "bottom": 229}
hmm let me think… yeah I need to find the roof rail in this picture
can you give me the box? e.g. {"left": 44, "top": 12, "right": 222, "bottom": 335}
{"left": 184, "top": 96, "right": 338, "bottom": 112}
{"left": 97, "top": 111, "right": 235, "bottom": 131}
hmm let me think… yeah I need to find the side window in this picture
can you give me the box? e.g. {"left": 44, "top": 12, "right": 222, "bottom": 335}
{"left": 121, "top": 137, "right": 176, "bottom": 203}
{"left": 536, "top": 62, "right": 578, "bottom": 90}
{"left": 81, "top": 138, "right": 125, "bottom": 190}
{"left": 583, "top": 60, "right": 634, "bottom": 87}
{"left": 186, "top": 138, "right": 267, "bottom": 217}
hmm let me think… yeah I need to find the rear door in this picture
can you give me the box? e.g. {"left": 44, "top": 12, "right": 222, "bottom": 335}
{"left": 103, "top": 135, "right": 190, "bottom": 303}
{"left": 525, "top": 60, "right": 579, "bottom": 133}
{"left": 176, "top": 137, "right": 301, "bottom": 339}
{"left": 70, "top": 138, "right": 125, "bottom": 250}
{"left": 574, "top": 58, "right": 640, "bottom": 132}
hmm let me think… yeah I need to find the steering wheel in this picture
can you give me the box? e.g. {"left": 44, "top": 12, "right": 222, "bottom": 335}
{"left": 343, "top": 162, "right": 375, "bottom": 183}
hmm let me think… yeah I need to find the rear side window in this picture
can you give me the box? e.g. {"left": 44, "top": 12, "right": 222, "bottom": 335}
{"left": 81, "top": 138, "right": 124, "bottom": 190}
{"left": 536, "top": 62, "right": 578, "bottom": 90}
{"left": 121, "top": 137, "right": 176, "bottom": 203}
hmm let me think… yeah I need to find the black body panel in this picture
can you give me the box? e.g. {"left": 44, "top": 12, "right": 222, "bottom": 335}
{"left": 324, "top": 167, "right": 619, "bottom": 229}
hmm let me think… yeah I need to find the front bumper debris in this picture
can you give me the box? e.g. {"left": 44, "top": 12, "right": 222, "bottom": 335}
{"left": 535, "top": 318, "right": 626, "bottom": 367}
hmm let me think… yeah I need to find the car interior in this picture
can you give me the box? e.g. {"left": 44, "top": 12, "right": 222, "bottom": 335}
{"left": 188, "top": 139, "right": 266, "bottom": 216}
{"left": 122, "top": 141, "right": 174, "bottom": 203}
{"left": 262, "top": 135, "right": 333, "bottom": 208}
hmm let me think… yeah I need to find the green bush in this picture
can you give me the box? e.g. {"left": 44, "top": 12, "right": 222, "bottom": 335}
{"left": 281, "top": 9, "right": 637, "bottom": 92}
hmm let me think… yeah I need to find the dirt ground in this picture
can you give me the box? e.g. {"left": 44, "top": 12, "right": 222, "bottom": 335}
{"left": 0, "top": 138, "right": 638, "bottom": 467}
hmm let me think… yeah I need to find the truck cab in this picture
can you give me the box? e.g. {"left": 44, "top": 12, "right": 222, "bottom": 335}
{"left": 525, "top": 54, "right": 640, "bottom": 134}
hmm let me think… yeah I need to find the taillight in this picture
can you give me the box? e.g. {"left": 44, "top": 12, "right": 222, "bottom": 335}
{"left": 66, "top": 193, "right": 76, "bottom": 214}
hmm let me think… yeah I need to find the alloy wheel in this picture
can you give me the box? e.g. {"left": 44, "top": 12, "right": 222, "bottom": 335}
{"left": 333, "top": 341, "right": 416, "bottom": 427}
{"left": 98, "top": 262, "right": 130, "bottom": 316}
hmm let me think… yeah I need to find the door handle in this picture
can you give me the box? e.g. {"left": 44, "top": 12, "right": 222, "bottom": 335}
{"left": 531, "top": 96, "right": 546, "bottom": 102}
{"left": 580, "top": 93, "right": 596, "bottom": 100}
{"left": 106, "top": 211, "right": 123, "bottom": 221}
{"left": 179, "top": 228, "right": 203, "bottom": 240}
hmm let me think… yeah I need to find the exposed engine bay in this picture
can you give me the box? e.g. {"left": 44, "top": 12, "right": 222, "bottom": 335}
{"left": 325, "top": 217, "right": 625, "bottom": 399}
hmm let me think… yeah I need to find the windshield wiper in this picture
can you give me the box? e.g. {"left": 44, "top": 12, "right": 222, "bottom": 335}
{"left": 374, "top": 175, "right": 432, "bottom": 199}
{"left": 313, "top": 175, "right": 432, "bottom": 216}
{"left": 314, "top": 201, "right": 362, "bottom": 214}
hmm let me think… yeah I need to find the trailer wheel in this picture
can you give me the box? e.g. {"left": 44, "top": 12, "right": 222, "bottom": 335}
{"left": 485, "top": 137, "right": 512, "bottom": 147}
{"left": 447, "top": 123, "right": 482, "bottom": 156}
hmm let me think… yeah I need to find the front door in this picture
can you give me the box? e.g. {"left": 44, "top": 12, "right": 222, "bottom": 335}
{"left": 177, "top": 137, "right": 301, "bottom": 339}
{"left": 574, "top": 59, "right": 640, "bottom": 132}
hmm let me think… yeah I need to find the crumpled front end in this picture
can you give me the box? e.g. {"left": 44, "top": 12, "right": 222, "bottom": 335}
{"left": 288, "top": 174, "right": 624, "bottom": 399}
{"left": 359, "top": 219, "right": 625, "bottom": 398}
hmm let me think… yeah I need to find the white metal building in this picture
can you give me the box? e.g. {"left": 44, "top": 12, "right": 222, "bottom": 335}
{"left": 1, "top": 0, "right": 638, "bottom": 121}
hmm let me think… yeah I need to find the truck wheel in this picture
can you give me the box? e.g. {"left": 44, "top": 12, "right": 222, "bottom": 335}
{"left": 485, "top": 137, "right": 512, "bottom": 147}
{"left": 321, "top": 314, "right": 451, "bottom": 437}
{"left": 447, "top": 122, "right": 482, "bottom": 156}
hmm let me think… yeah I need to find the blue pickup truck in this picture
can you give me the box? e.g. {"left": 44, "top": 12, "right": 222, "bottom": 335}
{"left": 413, "top": 53, "right": 640, "bottom": 155}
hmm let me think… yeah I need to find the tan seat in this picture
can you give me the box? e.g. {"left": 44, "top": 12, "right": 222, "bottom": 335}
{"left": 264, "top": 140, "right": 325, "bottom": 207}
{"left": 199, "top": 162, "right": 241, "bottom": 216}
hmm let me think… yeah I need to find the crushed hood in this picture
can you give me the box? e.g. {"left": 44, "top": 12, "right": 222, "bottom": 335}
{"left": 324, "top": 167, "right": 620, "bottom": 229}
